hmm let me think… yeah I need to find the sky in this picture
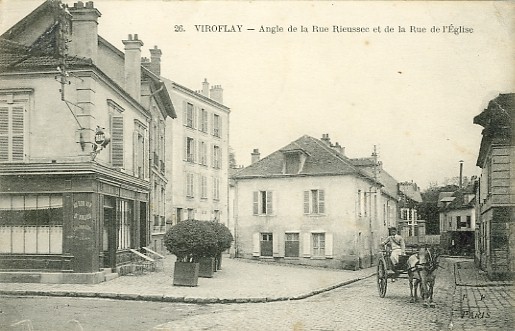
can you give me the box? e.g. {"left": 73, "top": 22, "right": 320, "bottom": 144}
{"left": 1, "top": 0, "right": 513, "bottom": 190}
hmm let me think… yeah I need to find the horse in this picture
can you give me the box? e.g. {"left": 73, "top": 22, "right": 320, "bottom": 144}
{"left": 407, "top": 246, "right": 440, "bottom": 307}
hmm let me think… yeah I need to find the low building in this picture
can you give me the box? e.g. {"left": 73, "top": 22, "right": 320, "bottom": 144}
{"left": 232, "top": 134, "right": 399, "bottom": 270}
{"left": 438, "top": 184, "right": 476, "bottom": 256}
{"left": 473, "top": 93, "right": 514, "bottom": 279}
{"left": 397, "top": 181, "right": 424, "bottom": 240}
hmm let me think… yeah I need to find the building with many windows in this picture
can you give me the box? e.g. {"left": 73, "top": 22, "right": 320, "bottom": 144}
{"left": 473, "top": 93, "right": 514, "bottom": 279}
{"left": 232, "top": 134, "right": 399, "bottom": 270}
{"left": 164, "top": 79, "right": 230, "bottom": 227}
{"left": 0, "top": 0, "right": 175, "bottom": 283}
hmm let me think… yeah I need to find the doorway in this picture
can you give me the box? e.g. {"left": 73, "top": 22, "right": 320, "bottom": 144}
{"left": 260, "top": 233, "right": 273, "bottom": 257}
{"left": 103, "top": 197, "right": 116, "bottom": 269}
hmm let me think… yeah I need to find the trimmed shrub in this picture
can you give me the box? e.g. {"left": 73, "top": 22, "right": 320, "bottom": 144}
{"left": 164, "top": 220, "right": 218, "bottom": 262}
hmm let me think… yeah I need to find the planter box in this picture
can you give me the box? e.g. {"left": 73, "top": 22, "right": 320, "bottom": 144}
{"left": 173, "top": 262, "right": 199, "bottom": 287}
{"left": 198, "top": 257, "right": 215, "bottom": 278}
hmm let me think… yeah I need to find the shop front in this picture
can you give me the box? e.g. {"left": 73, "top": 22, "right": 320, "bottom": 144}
{"left": 0, "top": 162, "right": 149, "bottom": 284}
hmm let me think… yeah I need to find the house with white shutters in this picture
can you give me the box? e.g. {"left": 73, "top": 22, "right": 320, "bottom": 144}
{"left": 232, "top": 134, "right": 399, "bottom": 270}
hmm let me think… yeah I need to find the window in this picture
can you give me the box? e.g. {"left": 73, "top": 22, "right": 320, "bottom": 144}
{"left": 201, "top": 109, "right": 208, "bottom": 132}
{"left": 0, "top": 104, "right": 25, "bottom": 162}
{"left": 186, "top": 173, "right": 195, "bottom": 197}
{"left": 117, "top": 200, "right": 132, "bottom": 250}
{"left": 285, "top": 233, "right": 300, "bottom": 257}
{"left": 466, "top": 215, "right": 471, "bottom": 228}
{"left": 213, "top": 210, "right": 220, "bottom": 222}
{"left": 133, "top": 121, "right": 147, "bottom": 178}
{"left": 0, "top": 194, "right": 63, "bottom": 254}
{"left": 213, "top": 177, "right": 220, "bottom": 200}
{"left": 487, "top": 158, "right": 492, "bottom": 195}
{"left": 185, "top": 137, "right": 196, "bottom": 163}
{"left": 213, "top": 145, "right": 221, "bottom": 168}
{"left": 213, "top": 113, "right": 221, "bottom": 137}
{"left": 304, "top": 190, "right": 325, "bottom": 214}
{"left": 186, "top": 103, "right": 194, "bottom": 128}
{"left": 200, "top": 175, "right": 208, "bottom": 199}
{"left": 358, "top": 190, "right": 364, "bottom": 216}
{"left": 199, "top": 141, "right": 207, "bottom": 165}
{"left": 456, "top": 216, "right": 461, "bottom": 229}
{"left": 312, "top": 233, "right": 325, "bottom": 257}
{"left": 401, "top": 208, "right": 409, "bottom": 220}
{"left": 253, "top": 191, "right": 273, "bottom": 215}
{"left": 284, "top": 153, "right": 301, "bottom": 174}
{"left": 187, "top": 208, "right": 195, "bottom": 220}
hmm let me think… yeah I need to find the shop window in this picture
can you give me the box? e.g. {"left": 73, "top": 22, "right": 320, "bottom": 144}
{"left": 0, "top": 194, "right": 63, "bottom": 254}
{"left": 117, "top": 200, "right": 133, "bottom": 250}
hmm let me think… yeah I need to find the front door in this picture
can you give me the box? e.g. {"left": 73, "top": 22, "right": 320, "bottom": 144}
{"left": 103, "top": 197, "right": 116, "bottom": 269}
{"left": 140, "top": 202, "right": 147, "bottom": 248}
{"left": 260, "top": 233, "right": 273, "bottom": 257}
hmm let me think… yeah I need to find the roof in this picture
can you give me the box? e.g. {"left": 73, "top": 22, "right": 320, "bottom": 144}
{"left": 233, "top": 135, "right": 398, "bottom": 198}
{"left": 474, "top": 93, "right": 514, "bottom": 167}
{"left": 234, "top": 135, "right": 358, "bottom": 178}
{"left": 399, "top": 182, "right": 423, "bottom": 203}
{"left": 350, "top": 157, "right": 399, "bottom": 199}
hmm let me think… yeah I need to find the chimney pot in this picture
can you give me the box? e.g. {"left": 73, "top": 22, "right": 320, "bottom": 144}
{"left": 251, "top": 149, "right": 261, "bottom": 164}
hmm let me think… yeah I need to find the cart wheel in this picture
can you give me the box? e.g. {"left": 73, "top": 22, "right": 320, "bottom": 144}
{"left": 377, "top": 259, "right": 388, "bottom": 298}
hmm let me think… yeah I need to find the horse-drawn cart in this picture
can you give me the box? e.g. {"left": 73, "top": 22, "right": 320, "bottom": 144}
{"left": 376, "top": 245, "right": 417, "bottom": 298}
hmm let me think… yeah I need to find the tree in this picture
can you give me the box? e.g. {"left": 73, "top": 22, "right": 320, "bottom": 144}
{"left": 229, "top": 146, "right": 237, "bottom": 168}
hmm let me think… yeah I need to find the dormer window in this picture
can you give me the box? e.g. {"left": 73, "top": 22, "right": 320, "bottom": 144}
{"left": 282, "top": 149, "right": 308, "bottom": 174}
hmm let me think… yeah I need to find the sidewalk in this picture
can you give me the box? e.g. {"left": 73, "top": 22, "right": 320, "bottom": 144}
{"left": 0, "top": 255, "right": 376, "bottom": 304}
{"left": 447, "top": 258, "right": 515, "bottom": 331}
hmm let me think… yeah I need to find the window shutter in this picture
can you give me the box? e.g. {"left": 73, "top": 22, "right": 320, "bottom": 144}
{"left": 144, "top": 130, "right": 149, "bottom": 180}
{"left": 303, "top": 191, "right": 310, "bottom": 214}
{"left": 252, "top": 232, "right": 260, "bottom": 257}
{"left": 192, "top": 139, "right": 197, "bottom": 163}
{"left": 0, "top": 107, "right": 8, "bottom": 161}
{"left": 183, "top": 138, "right": 187, "bottom": 161}
{"left": 266, "top": 191, "right": 273, "bottom": 215}
{"left": 11, "top": 106, "right": 24, "bottom": 161}
{"left": 303, "top": 233, "right": 311, "bottom": 257}
{"left": 193, "top": 105, "right": 198, "bottom": 129}
{"left": 219, "top": 117, "right": 222, "bottom": 137}
{"left": 319, "top": 190, "right": 325, "bottom": 214}
{"left": 111, "top": 116, "right": 124, "bottom": 168}
{"left": 133, "top": 131, "right": 138, "bottom": 177}
{"left": 212, "top": 113, "right": 215, "bottom": 135}
{"left": 211, "top": 144, "right": 215, "bottom": 167}
{"left": 182, "top": 101, "right": 187, "bottom": 126}
{"left": 273, "top": 232, "right": 280, "bottom": 257}
{"left": 253, "top": 191, "right": 258, "bottom": 215}
{"left": 325, "top": 232, "right": 333, "bottom": 258}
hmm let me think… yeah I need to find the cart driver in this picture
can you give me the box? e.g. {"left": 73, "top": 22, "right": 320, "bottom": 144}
{"left": 382, "top": 227, "right": 406, "bottom": 269}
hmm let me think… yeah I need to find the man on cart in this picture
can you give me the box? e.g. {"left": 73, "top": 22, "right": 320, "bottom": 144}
{"left": 382, "top": 227, "right": 406, "bottom": 273}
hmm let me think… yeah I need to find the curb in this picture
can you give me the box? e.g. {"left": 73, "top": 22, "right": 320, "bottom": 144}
{"left": 0, "top": 273, "right": 375, "bottom": 304}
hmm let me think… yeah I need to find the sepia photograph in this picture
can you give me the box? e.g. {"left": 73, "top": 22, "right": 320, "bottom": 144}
{"left": 0, "top": 0, "right": 513, "bottom": 330}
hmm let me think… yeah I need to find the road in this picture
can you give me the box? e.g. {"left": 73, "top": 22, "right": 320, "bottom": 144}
{"left": 1, "top": 272, "right": 455, "bottom": 331}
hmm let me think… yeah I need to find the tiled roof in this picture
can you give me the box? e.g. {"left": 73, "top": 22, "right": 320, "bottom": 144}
{"left": 234, "top": 135, "right": 358, "bottom": 178}
{"left": 399, "top": 183, "right": 423, "bottom": 203}
{"left": 351, "top": 158, "right": 399, "bottom": 199}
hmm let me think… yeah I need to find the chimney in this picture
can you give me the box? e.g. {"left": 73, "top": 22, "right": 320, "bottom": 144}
{"left": 210, "top": 85, "right": 224, "bottom": 104}
{"left": 251, "top": 149, "right": 260, "bottom": 164}
{"left": 331, "top": 142, "right": 345, "bottom": 155}
{"left": 321, "top": 133, "right": 331, "bottom": 146}
{"left": 122, "top": 34, "right": 144, "bottom": 102}
{"left": 459, "top": 160, "right": 464, "bottom": 188}
{"left": 149, "top": 46, "right": 162, "bottom": 76}
{"left": 68, "top": 1, "right": 101, "bottom": 63}
{"left": 202, "top": 79, "right": 209, "bottom": 97}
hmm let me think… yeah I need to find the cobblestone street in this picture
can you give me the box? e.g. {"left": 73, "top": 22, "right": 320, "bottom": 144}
{"left": 152, "top": 276, "right": 451, "bottom": 331}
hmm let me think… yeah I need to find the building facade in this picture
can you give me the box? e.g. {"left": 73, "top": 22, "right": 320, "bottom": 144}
{"left": 0, "top": 0, "right": 175, "bottom": 283}
{"left": 232, "top": 134, "right": 398, "bottom": 270}
{"left": 165, "top": 79, "right": 230, "bottom": 228}
{"left": 397, "top": 181, "right": 424, "bottom": 240}
{"left": 473, "top": 93, "right": 514, "bottom": 279}
{"left": 438, "top": 185, "right": 476, "bottom": 255}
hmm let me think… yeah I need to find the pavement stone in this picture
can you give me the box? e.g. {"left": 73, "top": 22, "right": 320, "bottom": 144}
{"left": 0, "top": 255, "right": 375, "bottom": 303}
